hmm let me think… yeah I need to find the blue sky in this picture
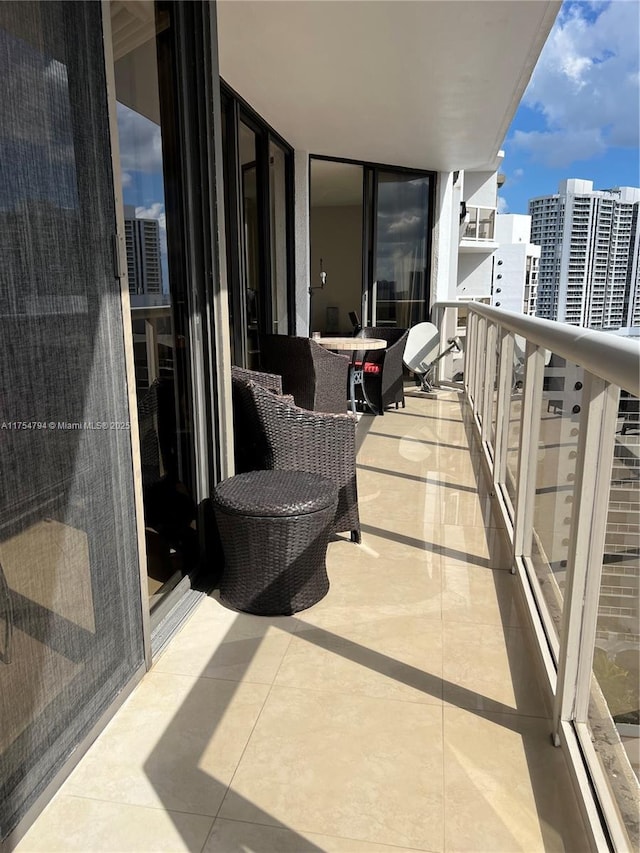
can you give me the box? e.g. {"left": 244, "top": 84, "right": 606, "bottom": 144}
{"left": 498, "top": 0, "right": 640, "bottom": 214}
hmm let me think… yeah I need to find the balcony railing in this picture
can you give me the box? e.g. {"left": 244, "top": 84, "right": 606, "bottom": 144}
{"left": 432, "top": 301, "right": 640, "bottom": 850}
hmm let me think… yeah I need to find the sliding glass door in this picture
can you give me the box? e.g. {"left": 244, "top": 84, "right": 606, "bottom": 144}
{"left": 0, "top": 1, "right": 144, "bottom": 838}
{"left": 310, "top": 158, "right": 434, "bottom": 334}
{"left": 364, "top": 169, "right": 433, "bottom": 329}
{"left": 221, "top": 87, "right": 294, "bottom": 368}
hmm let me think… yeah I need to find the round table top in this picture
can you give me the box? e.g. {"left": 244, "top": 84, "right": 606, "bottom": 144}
{"left": 314, "top": 336, "right": 387, "bottom": 351}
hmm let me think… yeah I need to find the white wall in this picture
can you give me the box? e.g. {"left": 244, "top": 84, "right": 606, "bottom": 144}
{"left": 463, "top": 170, "right": 497, "bottom": 208}
{"left": 457, "top": 253, "right": 493, "bottom": 298}
{"left": 492, "top": 244, "right": 526, "bottom": 312}
{"left": 432, "top": 170, "right": 459, "bottom": 306}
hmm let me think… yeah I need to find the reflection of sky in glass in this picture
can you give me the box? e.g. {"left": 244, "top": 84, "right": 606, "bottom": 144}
{"left": 0, "top": 28, "right": 78, "bottom": 211}
{"left": 375, "top": 176, "right": 429, "bottom": 286}
{"left": 117, "top": 102, "right": 169, "bottom": 292}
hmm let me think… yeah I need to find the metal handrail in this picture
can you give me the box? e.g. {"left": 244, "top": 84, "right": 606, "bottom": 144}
{"left": 432, "top": 301, "right": 640, "bottom": 397}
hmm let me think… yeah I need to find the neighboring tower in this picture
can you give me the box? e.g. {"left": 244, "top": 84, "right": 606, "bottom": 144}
{"left": 491, "top": 214, "right": 540, "bottom": 314}
{"left": 529, "top": 180, "right": 640, "bottom": 329}
{"left": 123, "top": 204, "right": 163, "bottom": 296}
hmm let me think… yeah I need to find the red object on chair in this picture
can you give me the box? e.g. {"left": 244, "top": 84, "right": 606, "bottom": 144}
{"left": 353, "top": 360, "right": 381, "bottom": 375}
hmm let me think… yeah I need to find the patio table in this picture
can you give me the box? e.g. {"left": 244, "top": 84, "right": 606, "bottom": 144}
{"left": 315, "top": 336, "right": 387, "bottom": 415}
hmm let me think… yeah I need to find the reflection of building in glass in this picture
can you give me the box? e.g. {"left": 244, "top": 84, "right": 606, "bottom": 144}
{"left": 530, "top": 180, "right": 640, "bottom": 328}
{"left": 124, "top": 205, "right": 162, "bottom": 296}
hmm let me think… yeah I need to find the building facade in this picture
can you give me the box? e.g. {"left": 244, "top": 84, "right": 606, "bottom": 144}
{"left": 124, "top": 206, "right": 163, "bottom": 297}
{"left": 491, "top": 214, "right": 540, "bottom": 314}
{"left": 530, "top": 179, "right": 640, "bottom": 329}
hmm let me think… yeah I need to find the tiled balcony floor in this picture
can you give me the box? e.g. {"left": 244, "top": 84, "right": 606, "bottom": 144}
{"left": 17, "top": 391, "right": 591, "bottom": 852}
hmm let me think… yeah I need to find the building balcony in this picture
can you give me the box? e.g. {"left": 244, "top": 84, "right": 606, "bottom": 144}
{"left": 16, "top": 304, "right": 640, "bottom": 853}
{"left": 16, "top": 389, "right": 593, "bottom": 853}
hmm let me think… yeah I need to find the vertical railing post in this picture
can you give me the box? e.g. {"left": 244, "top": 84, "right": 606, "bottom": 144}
{"left": 552, "top": 375, "right": 620, "bottom": 741}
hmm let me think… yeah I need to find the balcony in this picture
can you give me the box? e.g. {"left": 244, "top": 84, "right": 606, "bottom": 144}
{"left": 15, "top": 306, "right": 639, "bottom": 853}
{"left": 16, "top": 389, "right": 594, "bottom": 853}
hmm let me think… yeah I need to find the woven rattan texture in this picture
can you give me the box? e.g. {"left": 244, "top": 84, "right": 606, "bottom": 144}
{"left": 213, "top": 470, "right": 336, "bottom": 517}
{"left": 259, "top": 334, "right": 349, "bottom": 414}
{"left": 231, "top": 365, "right": 282, "bottom": 395}
{"left": 356, "top": 327, "right": 409, "bottom": 413}
{"left": 214, "top": 471, "right": 338, "bottom": 615}
{"left": 231, "top": 378, "right": 361, "bottom": 539}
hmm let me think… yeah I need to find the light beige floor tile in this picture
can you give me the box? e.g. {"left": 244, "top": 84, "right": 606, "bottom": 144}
{"left": 442, "top": 622, "right": 547, "bottom": 717}
{"left": 64, "top": 673, "right": 269, "bottom": 816}
{"left": 153, "top": 595, "right": 296, "bottom": 683}
{"left": 219, "top": 686, "right": 445, "bottom": 851}
{"left": 294, "top": 558, "right": 442, "bottom": 629}
{"left": 276, "top": 615, "right": 442, "bottom": 705}
{"left": 204, "top": 817, "right": 427, "bottom": 853}
{"left": 441, "top": 564, "right": 521, "bottom": 628}
{"left": 356, "top": 523, "right": 443, "bottom": 570}
{"left": 443, "top": 708, "right": 591, "bottom": 852}
{"left": 438, "top": 489, "right": 501, "bottom": 528}
{"left": 431, "top": 524, "right": 512, "bottom": 570}
{"left": 16, "top": 795, "right": 214, "bottom": 852}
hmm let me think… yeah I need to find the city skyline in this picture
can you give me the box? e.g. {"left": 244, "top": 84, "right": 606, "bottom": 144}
{"left": 498, "top": 0, "right": 639, "bottom": 216}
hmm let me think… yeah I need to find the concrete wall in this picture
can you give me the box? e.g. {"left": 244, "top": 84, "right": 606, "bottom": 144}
{"left": 463, "top": 170, "right": 497, "bottom": 208}
{"left": 457, "top": 253, "right": 493, "bottom": 299}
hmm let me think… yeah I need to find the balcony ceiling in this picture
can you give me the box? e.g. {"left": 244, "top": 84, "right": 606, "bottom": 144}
{"left": 217, "top": 0, "right": 560, "bottom": 173}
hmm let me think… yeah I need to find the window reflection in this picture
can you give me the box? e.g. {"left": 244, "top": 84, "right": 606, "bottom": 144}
{"left": 111, "top": 1, "right": 198, "bottom": 609}
{"left": 373, "top": 172, "right": 429, "bottom": 328}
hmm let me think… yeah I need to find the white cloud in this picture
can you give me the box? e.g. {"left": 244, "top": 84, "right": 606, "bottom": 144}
{"left": 116, "top": 102, "right": 163, "bottom": 173}
{"left": 135, "top": 202, "right": 165, "bottom": 230}
{"left": 497, "top": 196, "right": 509, "bottom": 214}
{"left": 513, "top": 168, "right": 524, "bottom": 179}
{"left": 512, "top": 1, "right": 639, "bottom": 166}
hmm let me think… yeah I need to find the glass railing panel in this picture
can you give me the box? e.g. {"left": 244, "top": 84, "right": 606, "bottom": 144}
{"left": 504, "top": 341, "right": 523, "bottom": 508}
{"left": 587, "top": 396, "right": 639, "bottom": 849}
{"left": 490, "top": 331, "right": 502, "bottom": 450}
{"left": 529, "top": 356, "right": 584, "bottom": 639}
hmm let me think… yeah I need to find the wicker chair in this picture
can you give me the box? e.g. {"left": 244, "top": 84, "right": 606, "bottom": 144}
{"left": 231, "top": 366, "right": 284, "bottom": 473}
{"left": 231, "top": 376, "right": 361, "bottom": 542}
{"left": 354, "top": 327, "right": 409, "bottom": 414}
{"left": 259, "top": 334, "right": 349, "bottom": 414}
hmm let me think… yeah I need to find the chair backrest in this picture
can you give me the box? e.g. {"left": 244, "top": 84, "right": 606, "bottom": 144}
{"left": 231, "top": 365, "right": 282, "bottom": 395}
{"left": 259, "top": 334, "right": 348, "bottom": 413}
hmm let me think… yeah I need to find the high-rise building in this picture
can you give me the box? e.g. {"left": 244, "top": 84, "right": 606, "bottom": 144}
{"left": 529, "top": 180, "right": 640, "bottom": 328}
{"left": 491, "top": 214, "right": 540, "bottom": 315}
{"left": 124, "top": 205, "right": 163, "bottom": 296}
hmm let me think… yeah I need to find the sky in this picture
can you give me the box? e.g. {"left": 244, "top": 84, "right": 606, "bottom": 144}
{"left": 498, "top": 0, "right": 640, "bottom": 215}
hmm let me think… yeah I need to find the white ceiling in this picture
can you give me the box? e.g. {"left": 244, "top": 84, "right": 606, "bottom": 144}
{"left": 217, "top": 0, "right": 560, "bottom": 173}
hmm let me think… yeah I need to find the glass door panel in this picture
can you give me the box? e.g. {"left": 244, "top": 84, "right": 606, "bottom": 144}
{"left": 239, "top": 122, "right": 261, "bottom": 368}
{"left": 269, "top": 140, "right": 289, "bottom": 334}
{"left": 0, "top": 1, "right": 144, "bottom": 837}
{"left": 309, "top": 159, "right": 364, "bottom": 335}
{"left": 368, "top": 171, "right": 430, "bottom": 329}
{"left": 110, "top": 1, "right": 198, "bottom": 615}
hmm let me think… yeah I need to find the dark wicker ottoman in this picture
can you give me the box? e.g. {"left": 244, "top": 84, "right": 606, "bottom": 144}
{"left": 213, "top": 470, "right": 338, "bottom": 615}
